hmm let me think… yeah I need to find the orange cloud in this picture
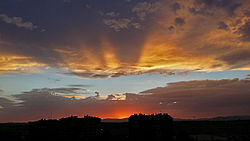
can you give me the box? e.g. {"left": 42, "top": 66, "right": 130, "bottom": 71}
{"left": 0, "top": 0, "right": 250, "bottom": 77}
{"left": 0, "top": 53, "right": 45, "bottom": 74}
{"left": 58, "top": 0, "right": 250, "bottom": 78}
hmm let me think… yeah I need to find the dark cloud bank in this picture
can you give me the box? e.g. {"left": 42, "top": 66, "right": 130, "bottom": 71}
{"left": 0, "top": 78, "right": 250, "bottom": 122}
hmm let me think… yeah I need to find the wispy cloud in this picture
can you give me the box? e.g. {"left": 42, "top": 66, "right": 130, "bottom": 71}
{"left": 0, "top": 52, "right": 45, "bottom": 74}
{"left": 0, "top": 14, "right": 37, "bottom": 30}
{"left": 24, "top": 87, "right": 90, "bottom": 96}
{"left": 67, "top": 84, "right": 92, "bottom": 88}
{"left": 103, "top": 18, "right": 132, "bottom": 31}
{"left": 106, "top": 12, "right": 120, "bottom": 17}
{"left": 63, "top": 69, "right": 176, "bottom": 79}
{"left": 132, "top": 1, "right": 161, "bottom": 21}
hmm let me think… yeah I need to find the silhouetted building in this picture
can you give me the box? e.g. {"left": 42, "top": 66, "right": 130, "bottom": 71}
{"left": 28, "top": 115, "right": 101, "bottom": 141}
{"left": 128, "top": 113, "right": 173, "bottom": 141}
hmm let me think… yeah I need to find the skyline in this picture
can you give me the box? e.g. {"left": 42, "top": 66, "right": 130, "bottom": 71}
{"left": 0, "top": 0, "right": 250, "bottom": 122}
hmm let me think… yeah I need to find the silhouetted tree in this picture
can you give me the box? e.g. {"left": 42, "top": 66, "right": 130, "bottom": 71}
{"left": 28, "top": 115, "right": 101, "bottom": 141}
{"left": 128, "top": 113, "right": 173, "bottom": 141}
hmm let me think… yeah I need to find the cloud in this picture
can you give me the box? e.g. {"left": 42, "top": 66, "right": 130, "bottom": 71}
{"left": 102, "top": 10, "right": 141, "bottom": 31}
{"left": 103, "top": 18, "right": 132, "bottom": 31}
{"left": 0, "top": 78, "right": 250, "bottom": 122}
{"left": 244, "top": 10, "right": 250, "bottom": 16}
{"left": 67, "top": 84, "right": 92, "bottom": 88}
{"left": 0, "top": 0, "right": 250, "bottom": 77}
{"left": 0, "top": 14, "right": 37, "bottom": 30}
{"left": 168, "top": 26, "right": 175, "bottom": 31}
{"left": 63, "top": 69, "right": 176, "bottom": 79}
{"left": 0, "top": 51, "right": 45, "bottom": 74}
{"left": 106, "top": 12, "right": 120, "bottom": 17}
{"left": 132, "top": 1, "right": 161, "bottom": 20}
{"left": 63, "top": 72, "right": 124, "bottom": 79}
{"left": 175, "top": 17, "right": 185, "bottom": 26}
{"left": 217, "top": 49, "right": 250, "bottom": 68}
{"left": 188, "top": 0, "right": 243, "bottom": 17}
{"left": 22, "top": 88, "right": 91, "bottom": 98}
{"left": 140, "top": 78, "right": 250, "bottom": 117}
{"left": 63, "top": 72, "right": 111, "bottom": 79}
{"left": 188, "top": 7, "right": 214, "bottom": 16}
{"left": 106, "top": 94, "right": 116, "bottom": 100}
{"left": 218, "top": 21, "right": 228, "bottom": 30}
{"left": 245, "top": 74, "right": 250, "bottom": 80}
{"left": 170, "top": 2, "right": 181, "bottom": 13}
{"left": 45, "top": 88, "right": 89, "bottom": 95}
{"left": 0, "top": 97, "right": 15, "bottom": 109}
{"left": 193, "top": 0, "right": 242, "bottom": 16}
{"left": 0, "top": 87, "right": 139, "bottom": 122}
{"left": 102, "top": 1, "right": 160, "bottom": 31}
{"left": 237, "top": 19, "right": 250, "bottom": 41}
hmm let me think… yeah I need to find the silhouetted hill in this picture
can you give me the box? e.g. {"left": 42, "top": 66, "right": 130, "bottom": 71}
{"left": 1, "top": 114, "right": 250, "bottom": 141}
{"left": 102, "top": 115, "right": 250, "bottom": 123}
{"left": 205, "top": 116, "right": 250, "bottom": 121}
{"left": 174, "top": 115, "right": 250, "bottom": 121}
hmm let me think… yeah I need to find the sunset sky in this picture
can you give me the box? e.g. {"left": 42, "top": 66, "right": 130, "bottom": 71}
{"left": 0, "top": 0, "right": 250, "bottom": 122}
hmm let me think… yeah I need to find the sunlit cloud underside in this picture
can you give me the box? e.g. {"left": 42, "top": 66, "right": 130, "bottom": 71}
{"left": 0, "top": 0, "right": 249, "bottom": 78}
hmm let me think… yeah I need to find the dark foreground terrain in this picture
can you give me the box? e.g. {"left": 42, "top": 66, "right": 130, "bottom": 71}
{"left": 0, "top": 115, "right": 250, "bottom": 141}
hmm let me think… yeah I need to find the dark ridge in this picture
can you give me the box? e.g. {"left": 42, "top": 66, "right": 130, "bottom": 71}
{"left": 1, "top": 114, "right": 250, "bottom": 141}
